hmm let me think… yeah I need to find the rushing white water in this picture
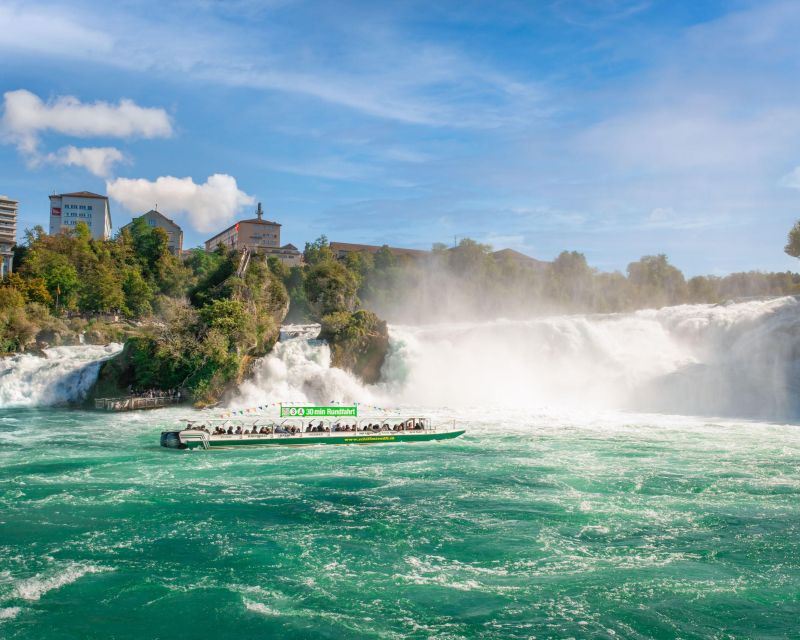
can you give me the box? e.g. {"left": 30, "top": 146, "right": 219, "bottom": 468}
{"left": 2, "top": 298, "right": 799, "bottom": 421}
{"left": 0, "top": 344, "right": 122, "bottom": 408}
{"left": 234, "top": 297, "right": 800, "bottom": 421}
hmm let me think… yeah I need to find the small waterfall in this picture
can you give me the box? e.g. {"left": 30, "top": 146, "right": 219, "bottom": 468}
{"left": 0, "top": 344, "right": 122, "bottom": 408}
{"left": 231, "top": 325, "right": 380, "bottom": 408}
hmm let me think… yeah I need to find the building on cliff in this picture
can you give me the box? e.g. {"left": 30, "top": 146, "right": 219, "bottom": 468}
{"left": 204, "top": 203, "right": 302, "bottom": 266}
{"left": 49, "top": 191, "right": 112, "bottom": 240}
{"left": 121, "top": 209, "right": 183, "bottom": 254}
{"left": 0, "top": 194, "right": 17, "bottom": 278}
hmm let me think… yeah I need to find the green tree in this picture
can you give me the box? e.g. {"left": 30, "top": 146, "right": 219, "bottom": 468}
{"left": 123, "top": 269, "right": 154, "bottom": 317}
{"left": 303, "top": 235, "right": 334, "bottom": 266}
{"left": 304, "top": 259, "right": 360, "bottom": 318}
{"left": 627, "top": 254, "right": 687, "bottom": 307}
{"left": 80, "top": 265, "right": 124, "bottom": 313}
{"left": 199, "top": 299, "right": 247, "bottom": 343}
{"left": 785, "top": 220, "right": 800, "bottom": 258}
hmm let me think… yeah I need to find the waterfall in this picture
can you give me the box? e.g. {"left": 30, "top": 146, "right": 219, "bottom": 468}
{"left": 3, "top": 297, "right": 799, "bottom": 421}
{"left": 235, "top": 297, "right": 800, "bottom": 421}
{"left": 0, "top": 344, "right": 122, "bottom": 408}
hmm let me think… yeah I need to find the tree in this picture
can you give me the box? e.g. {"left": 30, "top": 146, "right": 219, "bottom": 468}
{"left": 627, "top": 254, "right": 687, "bottom": 307}
{"left": 199, "top": 299, "right": 247, "bottom": 343}
{"left": 785, "top": 220, "right": 800, "bottom": 258}
{"left": 303, "top": 235, "right": 334, "bottom": 266}
{"left": 550, "top": 251, "right": 593, "bottom": 307}
{"left": 80, "top": 265, "right": 124, "bottom": 313}
{"left": 44, "top": 262, "right": 79, "bottom": 308}
{"left": 304, "top": 259, "right": 360, "bottom": 318}
{"left": 122, "top": 269, "right": 154, "bottom": 317}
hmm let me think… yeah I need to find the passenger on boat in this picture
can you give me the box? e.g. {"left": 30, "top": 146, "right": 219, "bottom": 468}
{"left": 235, "top": 426, "right": 243, "bottom": 435}
{"left": 275, "top": 425, "right": 289, "bottom": 434}
{"left": 227, "top": 426, "right": 233, "bottom": 434}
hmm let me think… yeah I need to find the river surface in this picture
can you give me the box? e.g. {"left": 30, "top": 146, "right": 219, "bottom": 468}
{"left": 2, "top": 299, "right": 800, "bottom": 638}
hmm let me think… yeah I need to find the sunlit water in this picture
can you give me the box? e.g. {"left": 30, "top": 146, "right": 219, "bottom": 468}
{"left": 2, "top": 299, "right": 800, "bottom": 638}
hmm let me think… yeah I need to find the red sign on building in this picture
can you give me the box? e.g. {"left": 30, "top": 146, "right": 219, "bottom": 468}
{"left": 51, "top": 207, "right": 62, "bottom": 216}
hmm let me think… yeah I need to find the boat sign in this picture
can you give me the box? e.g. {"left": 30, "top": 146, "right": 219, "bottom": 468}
{"left": 280, "top": 405, "right": 358, "bottom": 417}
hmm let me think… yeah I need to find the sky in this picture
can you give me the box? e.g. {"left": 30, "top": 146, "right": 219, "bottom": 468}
{"left": 2, "top": 0, "right": 800, "bottom": 276}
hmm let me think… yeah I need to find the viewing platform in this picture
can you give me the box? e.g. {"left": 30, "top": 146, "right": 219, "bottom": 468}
{"left": 94, "top": 396, "right": 182, "bottom": 411}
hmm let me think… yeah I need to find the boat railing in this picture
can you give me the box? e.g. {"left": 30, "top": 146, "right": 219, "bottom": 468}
{"left": 184, "top": 418, "right": 455, "bottom": 441}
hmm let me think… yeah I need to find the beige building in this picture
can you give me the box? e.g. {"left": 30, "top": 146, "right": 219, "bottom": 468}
{"left": 204, "top": 203, "right": 301, "bottom": 266}
{"left": 121, "top": 209, "right": 183, "bottom": 254}
{"left": 0, "top": 195, "right": 17, "bottom": 278}
{"left": 49, "top": 191, "right": 112, "bottom": 240}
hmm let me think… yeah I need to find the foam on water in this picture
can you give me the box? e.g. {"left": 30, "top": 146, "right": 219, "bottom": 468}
{"left": 0, "top": 343, "right": 122, "bottom": 408}
{"left": 11, "top": 563, "right": 111, "bottom": 601}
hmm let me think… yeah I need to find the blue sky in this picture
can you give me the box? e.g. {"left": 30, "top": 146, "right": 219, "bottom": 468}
{"left": 2, "top": 0, "right": 800, "bottom": 275}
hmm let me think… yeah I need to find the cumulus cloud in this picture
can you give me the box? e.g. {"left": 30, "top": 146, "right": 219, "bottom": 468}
{"left": 106, "top": 174, "right": 255, "bottom": 232}
{"left": 2, "top": 89, "right": 173, "bottom": 154}
{"left": 43, "top": 146, "right": 126, "bottom": 178}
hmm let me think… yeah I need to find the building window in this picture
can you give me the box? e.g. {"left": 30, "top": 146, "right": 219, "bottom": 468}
{"left": 148, "top": 219, "right": 156, "bottom": 226}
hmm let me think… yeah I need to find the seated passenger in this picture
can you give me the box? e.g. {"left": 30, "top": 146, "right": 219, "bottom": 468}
{"left": 235, "top": 426, "right": 242, "bottom": 434}
{"left": 227, "top": 426, "right": 233, "bottom": 434}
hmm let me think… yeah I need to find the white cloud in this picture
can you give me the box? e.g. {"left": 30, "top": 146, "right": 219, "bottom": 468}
{"left": 780, "top": 166, "right": 800, "bottom": 190}
{"left": 2, "top": 89, "right": 173, "bottom": 154}
{"left": 0, "top": 5, "right": 541, "bottom": 129}
{"left": 43, "top": 146, "right": 126, "bottom": 178}
{"left": 106, "top": 174, "right": 255, "bottom": 232}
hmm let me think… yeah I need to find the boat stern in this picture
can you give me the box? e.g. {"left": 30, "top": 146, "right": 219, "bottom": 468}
{"left": 160, "top": 431, "right": 186, "bottom": 449}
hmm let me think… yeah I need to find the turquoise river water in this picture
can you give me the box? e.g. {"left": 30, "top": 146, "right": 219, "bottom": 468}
{"left": 1, "top": 406, "right": 799, "bottom": 639}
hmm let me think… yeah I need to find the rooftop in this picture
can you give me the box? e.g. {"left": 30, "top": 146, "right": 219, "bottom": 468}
{"left": 330, "top": 241, "right": 429, "bottom": 257}
{"left": 121, "top": 209, "right": 182, "bottom": 230}
{"left": 52, "top": 191, "right": 108, "bottom": 200}
{"left": 491, "top": 248, "right": 550, "bottom": 269}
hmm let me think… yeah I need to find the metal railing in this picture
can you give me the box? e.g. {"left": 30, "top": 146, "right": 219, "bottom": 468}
{"left": 95, "top": 396, "right": 182, "bottom": 411}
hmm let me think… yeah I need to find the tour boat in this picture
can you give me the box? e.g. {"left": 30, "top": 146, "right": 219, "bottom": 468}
{"left": 160, "top": 409, "right": 465, "bottom": 450}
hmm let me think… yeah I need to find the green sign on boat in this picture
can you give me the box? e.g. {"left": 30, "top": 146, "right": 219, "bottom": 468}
{"left": 280, "top": 405, "right": 358, "bottom": 418}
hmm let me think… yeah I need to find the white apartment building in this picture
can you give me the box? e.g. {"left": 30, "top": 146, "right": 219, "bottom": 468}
{"left": 49, "top": 191, "right": 112, "bottom": 240}
{"left": 0, "top": 195, "right": 17, "bottom": 278}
